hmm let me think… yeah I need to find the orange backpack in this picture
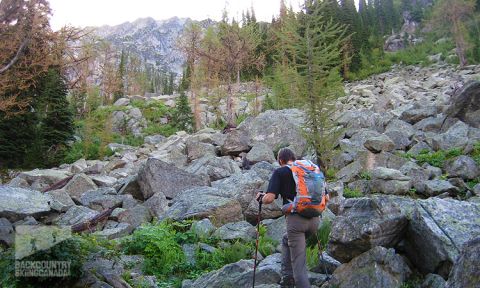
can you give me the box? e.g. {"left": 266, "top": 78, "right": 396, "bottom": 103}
{"left": 282, "top": 160, "right": 328, "bottom": 218}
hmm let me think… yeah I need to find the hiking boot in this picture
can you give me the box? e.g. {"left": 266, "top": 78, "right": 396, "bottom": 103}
{"left": 280, "top": 276, "right": 295, "bottom": 288}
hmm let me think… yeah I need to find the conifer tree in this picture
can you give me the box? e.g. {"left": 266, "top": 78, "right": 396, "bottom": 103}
{"left": 174, "top": 91, "right": 194, "bottom": 132}
{"left": 289, "top": 0, "right": 348, "bottom": 168}
{"left": 37, "top": 68, "right": 74, "bottom": 166}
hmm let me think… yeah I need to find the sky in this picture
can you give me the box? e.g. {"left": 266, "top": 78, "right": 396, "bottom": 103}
{"left": 49, "top": 0, "right": 304, "bottom": 30}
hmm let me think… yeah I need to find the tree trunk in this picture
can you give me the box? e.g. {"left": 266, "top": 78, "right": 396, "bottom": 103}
{"left": 453, "top": 20, "right": 468, "bottom": 67}
{"left": 226, "top": 79, "right": 234, "bottom": 126}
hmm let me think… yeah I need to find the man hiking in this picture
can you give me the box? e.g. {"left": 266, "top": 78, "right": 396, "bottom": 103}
{"left": 257, "top": 147, "right": 328, "bottom": 288}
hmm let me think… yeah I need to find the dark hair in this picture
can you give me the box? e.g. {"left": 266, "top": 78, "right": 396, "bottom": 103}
{"left": 277, "top": 148, "right": 296, "bottom": 164}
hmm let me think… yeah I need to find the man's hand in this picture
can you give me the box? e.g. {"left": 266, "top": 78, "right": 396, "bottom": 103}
{"left": 257, "top": 192, "right": 276, "bottom": 204}
{"left": 256, "top": 192, "right": 265, "bottom": 202}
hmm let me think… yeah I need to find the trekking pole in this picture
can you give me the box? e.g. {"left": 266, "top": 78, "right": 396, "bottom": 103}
{"left": 253, "top": 192, "right": 264, "bottom": 288}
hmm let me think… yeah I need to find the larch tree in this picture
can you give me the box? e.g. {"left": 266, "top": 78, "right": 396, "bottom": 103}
{"left": 178, "top": 21, "right": 203, "bottom": 130}
{"left": 292, "top": 0, "right": 349, "bottom": 169}
{"left": 431, "top": 0, "right": 476, "bottom": 67}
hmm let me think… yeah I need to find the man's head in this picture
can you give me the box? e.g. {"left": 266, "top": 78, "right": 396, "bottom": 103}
{"left": 277, "top": 148, "right": 296, "bottom": 166}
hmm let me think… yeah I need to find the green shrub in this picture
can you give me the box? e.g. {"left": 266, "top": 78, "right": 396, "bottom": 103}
{"left": 306, "top": 220, "right": 332, "bottom": 270}
{"left": 344, "top": 187, "right": 363, "bottom": 198}
{"left": 0, "top": 235, "right": 92, "bottom": 288}
{"left": 359, "top": 171, "right": 371, "bottom": 180}
{"left": 415, "top": 148, "right": 462, "bottom": 168}
{"left": 258, "top": 224, "right": 278, "bottom": 257}
{"left": 122, "top": 223, "right": 186, "bottom": 277}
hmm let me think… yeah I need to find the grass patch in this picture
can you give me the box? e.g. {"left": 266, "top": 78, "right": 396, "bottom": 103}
{"left": 306, "top": 220, "right": 332, "bottom": 269}
{"left": 344, "top": 187, "right": 363, "bottom": 198}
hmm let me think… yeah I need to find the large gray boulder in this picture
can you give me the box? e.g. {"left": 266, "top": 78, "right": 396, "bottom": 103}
{"left": 246, "top": 143, "right": 276, "bottom": 164}
{"left": 364, "top": 135, "right": 395, "bottom": 153}
{"left": 406, "top": 198, "right": 480, "bottom": 278}
{"left": 185, "top": 155, "right": 241, "bottom": 182}
{"left": 212, "top": 169, "right": 268, "bottom": 213}
{"left": 45, "top": 189, "right": 75, "bottom": 212}
{"left": 337, "top": 110, "right": 389, "bottom": 133}
{"left": 384, "top": 119, "right": 414, "bottom": 150}
{"left": 421, "top": 274, "right": 446, "bottom": 288}
{"left": 16, "top": 169, "right": 70, "bottom": 191}
{"left": 237, "top": 109, "right": 307, "bottom": 157}
{"left": 370, "top": 167, "right": 411, "bottom": 195}
{"left": 186, "top": 139, "right": 217, "bottom": 161}
{"left": 400, "top": 105, "right": 437, "bottom": 124}
{"left": 182, "top": 255, "right": 283, "bottom": 288}
{"left": 431, "top": 121, "right": 470, "bottom": 151}
{"left": 328, "top": 196, "right": 408, "bottom": 263}
{"left": 63, "top": 173, "right": 98, "bottom": 202}
{"left": 419, "top": 180, "right": 459, "bottom": 197}
{"left": 0, "top": 186, "right": 51, "bottom": 222}
{"left": 220, "top": 129, "right": 250, "bottom": 155}
{"left": 244, "top": 196, "right": 283, "bottom": 223}
{"left": 446, "top": 81, "right": 480, "bottom": 128}
{"left": 137, "top": 158, "right": 209, "bottom": 200}
{"left": 212, "top": 221, "right": 256, "bottom": 241}
{"left": 166, "top": 186, "right": 243, "bottom": 226}
{"left": 143, "top": 193, "right": 168, "bottom": 219}
{"left": 326, "top": 246, "right": 411, "bottom": 288}
{"left": 445, "top": 155, "right": 480, "bottom": 180}
{"left": 117, "top": 204, "right": 152, "bottom": 230}
{"left": 79, "top": 188, "right": 124, "bottom": 211}
{"left": 54, "top": 205, "right": 99, "bottom": 226}
{"left": 399, "top": 162, "right": 430, "bottom": 194}
{"left": 446, "top": 237, "right": 480, "bottom": 288}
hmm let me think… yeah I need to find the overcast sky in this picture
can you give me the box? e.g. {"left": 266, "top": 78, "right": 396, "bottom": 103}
{"left": 49, "top": 0, "right": 304, "bottom": 30}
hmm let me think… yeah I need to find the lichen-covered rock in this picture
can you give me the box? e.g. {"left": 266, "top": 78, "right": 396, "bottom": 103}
{"left": 446, "top": 237, "right": 480, "bottom": 288}
{"left": 220, "top": 129, "right": 250, "bottom": 156}
{"left": 186, "top": 139, "right": 217, "bottom": 161}
{"left": 406, "top": 198, "right": 480, "bottom": 278}
{"left": 63, "top": 173, "right": 98, "bottom": 202}
{"left": 45, "top": 189, "right": 75, "bottom": 212}
{"left": 364, "top": 135, "right": 396, "bottom": 153}
{"left": 419, "top": 180, "right": 459, "bottom": 197}
{"left": 137, "top": 158, "right": 209, "bottom": 200}
{"left": 79, "top": 188, "right": 124, "bottom": 211}
{"left": 326, "top": 246, "right": 411, "bottom": 288}
{"left": 185, "top": 155, "right": 240, "bottom": 182}
{"left": 246, "top": 143, "right": 276, "bottom": 164}
{"left": 117, "top": 204, "right": 152, "bottom": 230}
{"left": 190, "top": 218, "right": 216, "bottom": 238}
{"left": 431, "top": 121, "right": 469, "bottom": 151}
{"left": 211, "top": 169, "right": 268, "bottom": 212}
{"left": 213, "top": 221, "right": 256, "bottom": 241}
{"left": 166, "top": 186, "right": 243, "bottom": 226}
{"left": 370, "top": 167, "right": 411, "bottom": 195}
{"left": 0, "top": 186, "right": 51, "bottom": 222}
{"left": 446, "top": 81, "right": 480, "bottom": 128}
{"left": 237, "top": 109, "right": 307, "bottom": 157}
{"left": 328, "top": 196, "right": 408, "bottom": 263}
{"left": 16, "top": 169, "right": 70, "bottom": 191}
{"left": 445, "top": 155, "right": 480, "bottom": 180}
{"left": 143, "top": 193, "right": 168, "bottom": 219}
{"left": 54, "top": 205, "right": 99, "bottom": 226}
{"left": 244, "top": 196, "right": 283, "bottom": 223}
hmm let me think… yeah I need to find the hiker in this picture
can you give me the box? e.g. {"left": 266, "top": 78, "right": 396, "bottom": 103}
{"left": 257, "top": 148, "right": 329, "bottom": 288}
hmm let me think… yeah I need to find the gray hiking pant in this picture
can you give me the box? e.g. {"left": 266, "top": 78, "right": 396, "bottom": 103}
{"left": 282, "top": 214, "right": 320, "bottom": 288}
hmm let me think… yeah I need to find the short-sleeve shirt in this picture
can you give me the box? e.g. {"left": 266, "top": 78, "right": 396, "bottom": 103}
{"left": 267, "top": 166, "right": 296, "bottom": 205}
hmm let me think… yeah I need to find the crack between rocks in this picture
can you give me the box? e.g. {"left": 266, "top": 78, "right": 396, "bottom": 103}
{"left": 418, "top": 202, "right": 460, "bottom": 254}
